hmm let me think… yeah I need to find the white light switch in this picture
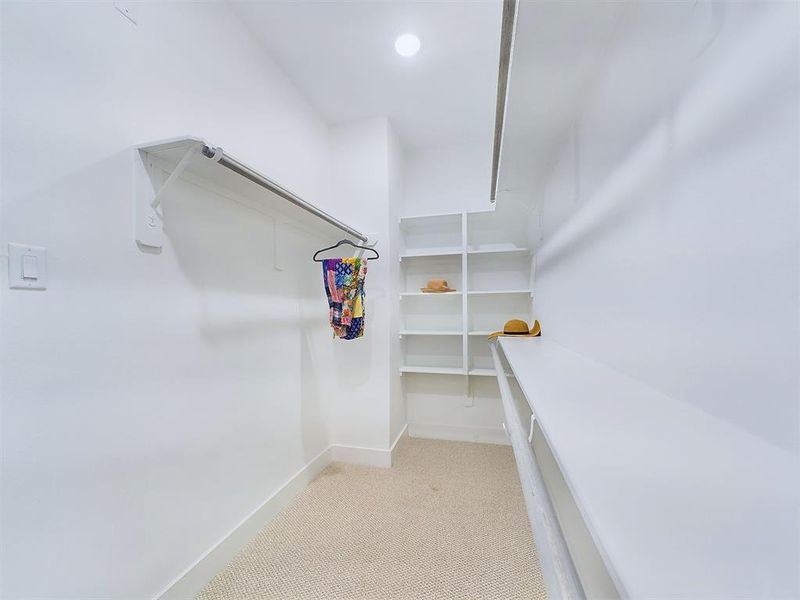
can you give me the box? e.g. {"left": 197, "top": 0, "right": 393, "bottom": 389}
{"left": 9, "top": 243, "right": 47, "bottom": 290}
{"left": 22, "top": 255, "right": 39, "bottom": 279}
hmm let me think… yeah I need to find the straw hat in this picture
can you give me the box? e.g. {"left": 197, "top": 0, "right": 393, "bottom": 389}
{"left": 487, "top": 319, "right": 542, "bottom": 340}
{"left": 420, "top": 279, "right": 456, "bottom": 293}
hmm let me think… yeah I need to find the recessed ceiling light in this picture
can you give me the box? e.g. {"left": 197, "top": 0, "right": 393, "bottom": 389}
{"left": 395, "top": 33, "right": 421, "bottom": 57}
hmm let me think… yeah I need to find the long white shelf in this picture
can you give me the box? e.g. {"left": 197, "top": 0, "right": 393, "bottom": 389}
{"left": 468, "top": 331, "right": 493, "bottom": 336}
{"left": 498, "top": 337, "right": 800, "bottom": 599}
{"left": 399, "top": 330, "right": 462, "bottom": 336}
{"left": 399, "top": 366, "right": 465, "bottom": 376}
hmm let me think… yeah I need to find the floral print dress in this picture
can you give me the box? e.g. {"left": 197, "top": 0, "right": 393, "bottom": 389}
{"left": 321, "top": 257, "right": 368, "bottom": 339}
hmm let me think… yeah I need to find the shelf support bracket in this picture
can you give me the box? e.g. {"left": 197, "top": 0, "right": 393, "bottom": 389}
{"left": 150, "top": 144, "right": 199, "bottom": 210}
{"left": 134, "top": 143, "right": 200, "bottom": 249}
{"left": 528, "top": 413, "right": 536, "bottom": 443}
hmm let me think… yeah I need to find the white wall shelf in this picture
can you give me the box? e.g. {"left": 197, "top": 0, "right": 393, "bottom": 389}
{"left": 398, "top": 210, "right": 533, "bottom": 377}
{"left": 468, "top": 368, "right": 497, "bottom": 377}
{"left": 468, "top": 368, "right": 516, "bottom": 378}
{"left": 468, "top": 289, "right": 532, "bottom": 296}
{"left": 400, "top": 249, "right": 462, "bottom": 259}
{"left": 399, "top": 330, "right": 462, "bottom": 337}
{"left": 467, "top": 248, "right": 530, "bottom": 257}
{"left": 399, "top": 210, "right": 472, "bottom": 224}
{"left": 400, "top": 291, "right": 461, "bottom": 297}
{"left": 400, "top": 366, "right": 465, "bottom": 376}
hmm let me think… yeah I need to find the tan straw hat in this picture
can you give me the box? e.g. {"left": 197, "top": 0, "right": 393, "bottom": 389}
{"left": 487, "top": 319, "right": 542, "bottom": 340}
{"left": 420, "top": 279, "right": 456, "bottom": 293}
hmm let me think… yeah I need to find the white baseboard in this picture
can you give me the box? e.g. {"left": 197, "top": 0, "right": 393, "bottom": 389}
{"left": 156, "top": 446, "right": 333, "bottom": 600}
{"left": 330, "top": 424, "right": 409, "bottom": 468}
{"left": 390, "top": 424, "right": 409, "bottom": 465}
{"left": 331, "top": 443, "right": 392, "bottom": 468}
{"left": 408, "top": 423, "right": 510, "bottom": 445}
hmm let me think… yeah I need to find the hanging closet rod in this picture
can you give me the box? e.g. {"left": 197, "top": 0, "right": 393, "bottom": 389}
{"left": 490, "top": 0, "right": 518, "bottom": 204}
{"left": 200, "top": 144, "right": 368, "bottom": 242}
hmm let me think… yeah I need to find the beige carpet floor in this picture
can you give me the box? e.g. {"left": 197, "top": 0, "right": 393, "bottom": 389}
{"left": 197, "top": 437, "right": 546, "bottom": 600}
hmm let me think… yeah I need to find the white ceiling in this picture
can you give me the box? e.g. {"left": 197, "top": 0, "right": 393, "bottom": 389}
{"left": 497, "top": 1, "right": 632, "bottom": 204}
{"left": 497, "top": 1, "right": 716, "bottom": 209}
{"left": 230, "top": 0, "right": 503, "bottom": 150}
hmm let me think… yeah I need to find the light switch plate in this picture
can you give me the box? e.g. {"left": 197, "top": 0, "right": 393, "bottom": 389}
{"left": 9, "top": 243, "right": 47, "bottom": 290}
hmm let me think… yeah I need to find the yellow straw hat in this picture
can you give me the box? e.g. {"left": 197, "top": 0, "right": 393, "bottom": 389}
{"left": 420, "top": 279, "right": 456, "bottom": 293}
{"left": 487, "top": 319, "right": 542, "bottom": 340}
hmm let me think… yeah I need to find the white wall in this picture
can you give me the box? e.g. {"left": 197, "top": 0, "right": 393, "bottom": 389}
{"left": 0, "top": 2, "right": 383, "bottom": 598}
{"left": 529, "top": 1, "right": 799, "bottom": 452}
{"left": 387, "top": 126, "right": 406, "bottom": 444}
{"left": 403, "top": 142, "right": 492, "bottom": 215}
{"left": 326, "top": 117, "right": 396, "bottom": 452}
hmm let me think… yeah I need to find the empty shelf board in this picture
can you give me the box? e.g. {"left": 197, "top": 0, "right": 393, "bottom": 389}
{"left": 467, "top": 248, "right": 530, "bottom": 256}
{"left": 399, "top": 366, "right": 465, "bottom": 376}
{"left": 468, "top": 368, "right": 496, "bottom": 376}
{"left": 399, "top": 330, "right": 462, "bottom": 336}
{"left": 468, "top": 289, "right": 532, "bottom": 295}
{"left": 400, "top": 249, "right": 462, "bottom": 259}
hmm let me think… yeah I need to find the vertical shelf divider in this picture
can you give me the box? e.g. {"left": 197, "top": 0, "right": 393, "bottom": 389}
{"left": 462, "top": 211, "right": 473, "bottom": 405}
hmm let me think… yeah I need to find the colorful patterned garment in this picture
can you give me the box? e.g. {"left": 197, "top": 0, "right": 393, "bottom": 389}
{"left": 321, "top": 257, "right": 368, "bottom": 340}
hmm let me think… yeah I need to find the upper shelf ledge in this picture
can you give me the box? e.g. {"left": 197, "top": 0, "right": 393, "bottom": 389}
{"left": 134, "top": 136, "right": 367, "bottom": 249}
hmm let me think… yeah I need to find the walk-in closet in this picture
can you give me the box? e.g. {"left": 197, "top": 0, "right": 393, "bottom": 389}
{"left": 1, "top": 1, "right": 798, "bottom": 599}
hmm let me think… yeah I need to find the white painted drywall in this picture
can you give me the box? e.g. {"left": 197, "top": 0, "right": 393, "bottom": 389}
{"left": 325, "top": 117, "right": 395, "bottom": 451}
{"left": 406, "top": 376, "right": 509, "bottom": 445}
{"left": 387, "top": 126, "right": 407, "bottom": 445}
{"left": 403, "top": 142, "right": 493, "bottom": 215}
{"left": 528, "top": 1, "right": 799, "bottom": 452}
{"left": 0, "top": 2, "right": 394, "bottom": 598}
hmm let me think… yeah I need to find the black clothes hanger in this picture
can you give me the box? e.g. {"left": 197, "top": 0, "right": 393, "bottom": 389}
{"left": 313, "top": 239, "right": 380, "bottom": 262}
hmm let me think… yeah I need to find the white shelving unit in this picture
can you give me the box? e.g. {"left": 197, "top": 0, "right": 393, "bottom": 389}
{"left": 398, "top": 210, "right": 533, "bottom": 376}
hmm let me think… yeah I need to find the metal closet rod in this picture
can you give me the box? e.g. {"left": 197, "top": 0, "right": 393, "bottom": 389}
{"left": 490, "top": 0, "right": 517, "bottom": 204}
{"left": 200, "top": 144, "right": 368, "bottom": 243}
